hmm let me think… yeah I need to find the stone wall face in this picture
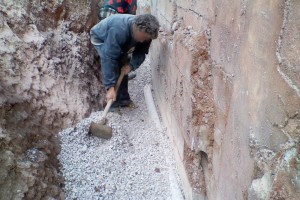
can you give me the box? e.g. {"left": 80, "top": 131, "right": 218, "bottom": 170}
{"left": 149, "top": 0, "right": 300, "bottom": 199}
{"left": 0, "top": 0, "right": 102, "bottom": 199}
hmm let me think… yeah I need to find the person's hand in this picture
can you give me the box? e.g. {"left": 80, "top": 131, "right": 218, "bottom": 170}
{"left": 106, "top": 87, "right": 116, "bottom": 102}
{"left": 121, "top": 65, "right": 131, "bottom": 75}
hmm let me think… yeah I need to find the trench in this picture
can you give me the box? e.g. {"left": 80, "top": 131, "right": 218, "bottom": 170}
{"left": 2, "top": 0, "right": 300, "bottom": 199}
{"left": 58, "top": 57, "right": 185, "bottom": 199}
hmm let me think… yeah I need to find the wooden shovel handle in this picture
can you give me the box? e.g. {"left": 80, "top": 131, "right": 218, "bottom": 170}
{"left": 102, "top": 70, "right": 126, "bottom": 118}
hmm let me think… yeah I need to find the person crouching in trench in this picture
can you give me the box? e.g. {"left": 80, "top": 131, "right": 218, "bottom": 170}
{"left": 90, "top": 14, "right": 159, "bottom": 111}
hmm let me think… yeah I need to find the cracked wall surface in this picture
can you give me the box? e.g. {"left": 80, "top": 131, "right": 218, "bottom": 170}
{"left": 0, "top": 0, "right": 102, "bottom": 199}
{"left": 147, "top": 0, "right": 300, "bottom": 199}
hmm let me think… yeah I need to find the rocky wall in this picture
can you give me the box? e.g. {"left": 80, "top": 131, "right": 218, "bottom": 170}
{"left": 0, "top": 0, "right": 102, "bottom": 199}
{"left": 149, "top": 0, "right": 300, "bottom": 199}
{"left": 149, "top": 0, "right": 214, "bottom": 199}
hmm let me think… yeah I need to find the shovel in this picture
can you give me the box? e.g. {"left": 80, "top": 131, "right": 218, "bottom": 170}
{"left": 88, "top": 70, "right": 125, "bottom": 139}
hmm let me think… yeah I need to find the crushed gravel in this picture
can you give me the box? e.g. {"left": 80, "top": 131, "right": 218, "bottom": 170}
{"left": 58, "top": 57, "right": 185, "bottom": 200}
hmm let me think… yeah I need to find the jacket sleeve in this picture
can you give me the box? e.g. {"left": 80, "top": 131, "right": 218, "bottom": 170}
{"left": 99, "top": 27, "right": 126, "bottom": 89}
{"left": 129, "top": 40, "right": 152, "bottom": 71}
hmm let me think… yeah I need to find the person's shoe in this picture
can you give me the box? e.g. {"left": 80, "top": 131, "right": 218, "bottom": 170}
{"left": 118, "top": 99, "right": 134, "bottom": 107}
{"left": 121, "top": 100, "right": 138, "bottom": 109}
{"left": 106, "top": 99, "right": 137, "bottom": 112}
{"left": 128, "top": 72, "right": 136, "bottom": 80}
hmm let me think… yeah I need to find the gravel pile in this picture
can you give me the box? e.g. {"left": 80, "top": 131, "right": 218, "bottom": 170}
{"left": 58, "top": 57, "right": 185, "bottom": 200}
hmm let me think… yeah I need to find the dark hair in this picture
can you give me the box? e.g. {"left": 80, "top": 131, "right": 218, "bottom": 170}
{"left": 133, "top": 14, "right": 160, "bottom": 39}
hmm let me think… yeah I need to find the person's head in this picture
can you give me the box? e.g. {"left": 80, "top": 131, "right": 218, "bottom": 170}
{"left": 132, "top": 14, "right": 160, "bottom": 43}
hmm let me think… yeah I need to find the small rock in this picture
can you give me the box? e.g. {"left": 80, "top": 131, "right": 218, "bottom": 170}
{"left": 171, "top": 22, "right": 179, "bottom": 32}
{"left": 82, "top": 145, "right": 88, "bottom": 152}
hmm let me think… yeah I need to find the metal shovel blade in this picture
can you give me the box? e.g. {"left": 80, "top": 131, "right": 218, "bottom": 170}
{"left": 88, "top": 119, "right": 112, "bottom": 139}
